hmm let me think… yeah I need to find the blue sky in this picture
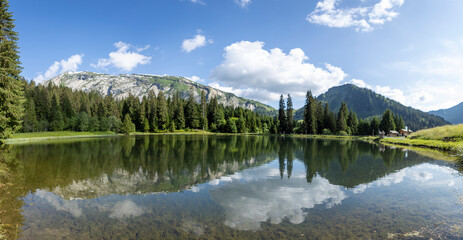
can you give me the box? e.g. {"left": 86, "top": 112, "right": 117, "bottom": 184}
{"left": 10, "top": 0, "right": 463, "bottom": 111}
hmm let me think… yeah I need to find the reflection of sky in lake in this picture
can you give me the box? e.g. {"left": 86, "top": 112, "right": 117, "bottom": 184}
{"left": 204, "top": 160, "right": 463, "bottom": 231}
{"left": 23, "top": 159, "right": 463, "bottom": 236}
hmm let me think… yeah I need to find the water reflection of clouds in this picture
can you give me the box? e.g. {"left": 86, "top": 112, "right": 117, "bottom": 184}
{"left": 109, "top": 200, "right": 144, "bottom": 219}
{"left": 353, "top": 163, "right": 459, "bottom": 194}
{"left": 209, "top": 166, "right": 347, "bottom": 231}
{"left": 35, "top": 190, "right": 145, "bottom": 219}
{"left": 36, "top": 190, "right": 83, "bottom": 218}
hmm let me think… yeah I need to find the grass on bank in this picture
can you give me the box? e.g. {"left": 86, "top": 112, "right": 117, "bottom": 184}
{"left": 408, "top": 124, "right": 463, "bottom": 141}
{"left": 12, "top": 131, "right": 117, "bottom": 139}
{"left": 381, "top": 124, "right": 463, "bottom": 154}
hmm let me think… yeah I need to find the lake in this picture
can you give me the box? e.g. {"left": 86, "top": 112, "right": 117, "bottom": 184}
{"left": 0, "top": 135, "right": 462, "bottom": 239}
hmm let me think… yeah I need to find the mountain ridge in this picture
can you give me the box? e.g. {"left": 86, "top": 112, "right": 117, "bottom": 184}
{"left": 428, "top": 102, "right": 463, "bottom": 124}
{"left": 294, "top": 84, "right": 449, "bottom": 130}
{"left": 44, "top": 72, "right": 277, "bottom": 116}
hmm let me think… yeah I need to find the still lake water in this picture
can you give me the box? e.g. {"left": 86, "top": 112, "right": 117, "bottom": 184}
{"left": 1, "top": 135, "right": 463, "bottom": 239}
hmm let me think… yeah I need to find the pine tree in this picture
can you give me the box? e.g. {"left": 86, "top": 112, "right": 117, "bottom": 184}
{"left": 286, "top": 94, "right": 293, "bottom": 134}
{"left": 147, "top": 90, "right": 157, "bottom": 131}
{"left": 322, "top": 103, "right": 334, "bottom": 133}
{"left": 22, "top": 98, "right": 38, "bottom": 132}
{"left": 175, "top": 100, "right": 185, "bottom": 130}
{"left": 200, "top": 90, "right": 208, "bottom": 130}
{"left": 394, "top": 113, "right": 405, "bottom": 131}
{"left": 121, "top": 114, "right": 135, "bottom": 135}
{"left": 156, "top": 91, "right": 168, "bottom": 130}
{"left": 370, "top": 116, "right": 381, "bottom": 135}
{"left": 337, "top": 102, "right": 349, "bottom": 133}
{"left": 316, "top": 102, "right": 324, "bottom": 134}
{"left": 347, "top": 111, "right": 359, "bottom": 135}
{"left": 237, "top": 114, "right": 246, "bottom": 133}
{"left": 185, "top": 90, "right": 199, "bottom": 129}
{"left": 143, "top": 118, "right": 150, "bottom": 133}
{"left": 303, "top": 91, "right": 317, "bottom": 134}
{"left": 0, "top": 0, "right": 24, "bottom": 138}
{"left": 50, "top": 94, "right": 64, "bottom": 131}
{"left": 380, "top": 109, "right": 396, "bottom": 133}
{"left": 278, "top": 95, "right": 286, "bottom": 134}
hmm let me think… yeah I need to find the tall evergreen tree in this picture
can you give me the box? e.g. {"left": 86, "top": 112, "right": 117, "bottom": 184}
{"left": 380, "top": 109, "right": 396, "bottom": 133}
{"left": 147, "top": 90, "right": 157, "bottom": 131}
{"left": 316, "top": 101, "right": 324, "bottom": 134}
{"left": 156, "top": 91, "right": 168, "bottom": 130}
{"left": 394, "top": 113, "right": 405, "bottom": 131}
{"left": 0, "top": 0, "right": 24, "bottom": 138}
{"left": 278, "top": 95, "right": 286, "bottom": 134}
{"left": 303, "top": 91, "right": 317, "bottom": 134}
{"left": 370, "top": 116, "right": 381, "bottom": 135}
{"left": 22, "top": 98, "right": 38, "bottom": 132}
{"left": 185, "top": 90, "right": 199, "bottom": 129}
{"left": 200, "top": 90, "right": 208, "bottom": 130}
{"left": 121, "top": 114, "right": 135, "bottom": 135}
{"left": 323, "top": 103, "right": 335, "bottom": 133}
{"left": 337, "top": 102, "right": 349, "bottom": 133}
{"left": 286, "top": 94, "right": 293, "bottom": 134}
{"left": 50, "top": 94, "right": 64, "bottom": 131}
{"left": 347, "top": 111, "right": 359, "bottom": 135}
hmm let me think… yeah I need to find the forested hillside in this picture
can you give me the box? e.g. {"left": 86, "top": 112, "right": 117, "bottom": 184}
{"left": 295, "top": 84, "right": 448, "bottom": 130}
{"left": 21, "top": 81, "right": 278, "bottom": 134}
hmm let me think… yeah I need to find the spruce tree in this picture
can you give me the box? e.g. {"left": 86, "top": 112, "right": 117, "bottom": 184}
{"left": 175, "top": 100, "right": 185, "bottom": 130}
{"left": 347, "top": 111, "right": 359, "bottom": 135}
{"left": 337, "top": 102, "right": 349, "bottom": 133}
{"left": 237, "top": 114, "right": 246, "bottom": 133}
{"left": 121, "top": 114, "right": 135, "bottom": 135}
{"left": 380, "top": 109, "right": 396, "bottom": 133}
{"left": 370, "top": 116, "right": 381, "bottom": 135}
{"left": 50, "top": 94, "right": 64, "bottom": 131}
{"left": 156, "top": 91, "right": 168, "bottom": 130}
{"left": 316, "top": 102, "right": 324, "bottom": 134}
{"left": 394, "top": 114, "right": 405, "bottom": 131}
{"left": 278, "top": 95, "right": 286, "bottom": 134}
{"left": 286, "top": 94, "right": 293, "bottom": 134}
{"left": 200, "top": 90, "right": 208, "bottom": 130}
{"left": 303, "top": 91, "right": 317, "bottom": 134}
{"left": 0, "top": 0, "right": 24, "bottom": 138}
{"left": 22, "top": 98, "right": 38, "bottom": 132}
{"left": 185, "top": 91, "right": 199, "bottom": 129}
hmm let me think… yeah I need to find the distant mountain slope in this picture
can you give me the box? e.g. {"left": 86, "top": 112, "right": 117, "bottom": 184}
{"left": 295, "top": 84, "right": 448, "bottom": 130}
{"left": 45, "top": 72, "right": 277, "bottom": 116}
{"left": 429, "top": 102, "right": 463, "bottom": 124}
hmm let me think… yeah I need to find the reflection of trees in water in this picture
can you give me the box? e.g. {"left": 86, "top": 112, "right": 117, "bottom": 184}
{"left": 7, "top": 135, "right": 280, "bottom": 196}
{"left": 293, "top": 139, "right": 437, "bottom": 188}
{"left": 0, "top": 145, "right": 24, "bottom": 240}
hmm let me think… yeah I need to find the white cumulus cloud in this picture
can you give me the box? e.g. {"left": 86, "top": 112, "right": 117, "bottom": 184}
{"left": 187, "top": 76, "right": 205, "bottom": 83}
{"left": 182, "top": 34, "right": 212, "bottom": 53}
{"left": 235, "top": 0, "right": 251, "bottom": 8}
{"left": 190, "top": 0, "right": 205, "bottom": 5}
{"left": 92, "top": 41, "right": 151, "bottom": 72}
{"left": 349, "top": 79, "right": 407, "bottom": 106}
{"left": 307, "top": 0, "right": 405, "bottom": 32}
{"left": 387, "top": 39, "right": 463, "bottom": 111}
{"left": 34, "top": 54, "right": 83, "bottom": 83}
{"left": 210, "top": 41, "right": 347, "bottom": 104}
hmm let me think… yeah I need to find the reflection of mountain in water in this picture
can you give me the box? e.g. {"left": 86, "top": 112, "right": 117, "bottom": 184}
{"left": 1, "top": 135, "right": 460, "bottom": 239}
{"left": 13, "top": 135, "right": 279, "bottom": 199}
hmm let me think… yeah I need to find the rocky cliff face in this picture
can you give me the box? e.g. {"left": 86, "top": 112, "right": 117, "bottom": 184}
{"left": 45, "top": 72, "right": 276, "bottom": 116}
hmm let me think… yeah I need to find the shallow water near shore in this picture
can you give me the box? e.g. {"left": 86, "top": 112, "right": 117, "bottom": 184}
{"left": 1, "top": 135, "right": 462, "bottom": 239}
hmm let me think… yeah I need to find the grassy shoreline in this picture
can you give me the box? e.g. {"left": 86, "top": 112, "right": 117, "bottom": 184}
{"left": 380, "top": 137, "right": 463, "bottom": 155}
{"left": 380, "top": 124, "right": 463, "bottom": 156}
{"left": 3, "top": 128, "right": 463, "bottom": 158}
